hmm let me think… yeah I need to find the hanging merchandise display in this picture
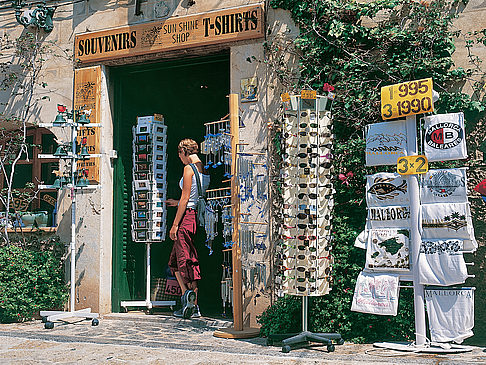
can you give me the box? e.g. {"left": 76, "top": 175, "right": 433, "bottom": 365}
{"left": 265, "top": 91, "right": 342, "bottom": 353}
{"left": 425, "top": 287, "right": 475, "bottom": 344}
{"left": 202, "top": 119, "right": 232, "bottom": 178}
{"left": 419, "top": 239, "right": 468, "bottom": 286}
{"left": 351, "top": 271, "right": 400, "bottom": 316}
{"left": 365, "top": 120, "right": 408, "bottom": 166}
{"left": 121, "top": 115, "right": 175, "bottom": 312}
{"left": 131, "top": 117, "right": 168, "bottom": 242}
{"left": 366, "top": 172, "right": 409, "bottom": 206}
{"left": 38, "top": 107, "right": 100, "bottom": 328}
{"left": 354, "top": 78, "right": 477, "bottom": 351}
{"left": 420, "top": 168, "right": 467, "bottom": 204}
{"left": 201, "top": 116, "right": 239, "bottom": 317}
{"left": 279, "top": 94, "right": 334, "bottom": 297}
{"left": 423, "top": 112, "right": 467, "bottom": 162}
{"left": 365, "top": 229, "right": 410, "bottom": 272}
{"left": 221, "top": 249, "right": 233, "bottom": 318}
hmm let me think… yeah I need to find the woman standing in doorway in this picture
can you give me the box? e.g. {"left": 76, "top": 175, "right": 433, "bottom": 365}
{"left": 165, "top": 139, "right": 210, "bottom": 319}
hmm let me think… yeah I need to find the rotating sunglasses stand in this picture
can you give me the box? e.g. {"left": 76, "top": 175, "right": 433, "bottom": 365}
{"left": 267, "top": 94, "right": 343, "bottom": 352}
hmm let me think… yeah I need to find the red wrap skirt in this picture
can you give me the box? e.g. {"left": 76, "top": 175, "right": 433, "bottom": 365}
{"left": 168, "top": 208, "right": 201, "bottom": 285}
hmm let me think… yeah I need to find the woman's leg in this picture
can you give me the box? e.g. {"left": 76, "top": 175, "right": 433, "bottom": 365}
{"left": 187, "top": 281, "right": 198, "bottom": 305}
{"left": 174, "top": 271, "right": 188, "bottom": 294}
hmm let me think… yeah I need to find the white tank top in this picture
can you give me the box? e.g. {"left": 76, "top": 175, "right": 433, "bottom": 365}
{"left": 179, "top": 169, "right": 210, "bottom": 209}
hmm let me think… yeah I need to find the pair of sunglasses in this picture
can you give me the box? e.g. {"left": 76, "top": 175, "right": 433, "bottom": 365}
{"left": 283, "top": 203, "right": 318, "bottom": 210}
{"left": 288, "top": 193, "right": 332, "bottom": 200}
{"left": 286, "top": 142, "right": 333, "bottom": 149}
{"left": 282, "top": 235, "right": 317, "bottom": 241}
{"left": 283, "top": 213, "right": 318, "bottom": 220}
{"left": 299, "top": 183, "right": 333, "bottom": 189}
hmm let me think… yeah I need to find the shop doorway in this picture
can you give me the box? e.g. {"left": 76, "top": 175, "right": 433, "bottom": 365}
{"left": 111, "top": 52, "right": 230, "bottom": 316}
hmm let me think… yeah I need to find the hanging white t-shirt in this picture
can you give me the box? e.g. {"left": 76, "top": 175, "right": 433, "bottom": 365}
{"left": 367, "top": 205, "right": 411, "bottom": 229}
{"left": 351, "top": 271, "right": 400, "bottom": 316}
{"left": 420, "top": 168, "right": 468, "bottom": 204}
{"left": 423, "top": 112, "right": 467, "bottom": 162}
{"left": 365, "top": 229, "right": 410, "bottom": 272}
{"left": 425, "top": 288, "right": 474, "bottom": 343}
{"left": 421, "top": 202, "right": 475, "bottom": 241}
{"left": 419, "top": 239, "right": 468, "bottom": 286}
{"left": 366, "top": 172, "right": 409, "bottom": 206}
{"left": 354, "top": 230, "right": 367, "bottom": 249}
{"left": 365, "top": 120, "right": 407, "bottom": 166}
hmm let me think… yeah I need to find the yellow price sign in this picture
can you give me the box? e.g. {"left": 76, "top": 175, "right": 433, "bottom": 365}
{"left": 397, "top": 155, "right": 428, "bottom": 175}
{"left": 301, "top": 90, "right": 316, "bottom": 99}
{"left": 381, "top": 78, "right": 433, "bottom": 120}
{"left": 281, "top": 92, "right": 290, "bottom": 102}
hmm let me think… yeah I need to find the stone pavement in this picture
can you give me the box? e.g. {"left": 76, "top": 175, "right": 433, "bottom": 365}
{"left": 0, "top": 312, "right": 485, "bottom": 364}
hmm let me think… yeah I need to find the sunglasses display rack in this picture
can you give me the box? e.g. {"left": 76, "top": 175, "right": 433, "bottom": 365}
{"left": 121, "top": 115, "right": 175, "bottom": 312}
{"left": 278, "top": 95, "right": 335, "bottom": 297}
{"left": 266, "top": 93, "right": 342, "bottom": 352}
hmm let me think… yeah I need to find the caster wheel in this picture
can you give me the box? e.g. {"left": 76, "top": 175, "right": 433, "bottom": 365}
{"left": 120, "top": 307, "right": 127, "bottom": 313}
{"left": 327, "top": 344, "right": 335, "bottom": 352}
{"left": 337, "top": 338, "right": 344, "bottom": 345}
{"left": 91, "top": 318, "right": 99, "bottom": 326}
{"left": 145, "top": 309, "right": 154, "bottom": 315}
{"left": 266, "top": 338, "right": 273, "bottom": 346}
{"left": 282, "top": 345, "right": 291, "bottom": 353}
{"left": 44, "top": 321, "right": 54, "bottom": 329}
{"left": 41, "top": 316, "right": 48, "bottom": 323}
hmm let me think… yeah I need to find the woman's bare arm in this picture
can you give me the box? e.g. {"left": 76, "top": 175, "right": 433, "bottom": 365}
{"left": 169, "top": 165, "right": 193, "bottom": 240}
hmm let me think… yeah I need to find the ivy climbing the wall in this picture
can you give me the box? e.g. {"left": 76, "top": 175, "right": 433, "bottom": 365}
{"left": 259, "top": 0, "right": 486, "bottom": 343}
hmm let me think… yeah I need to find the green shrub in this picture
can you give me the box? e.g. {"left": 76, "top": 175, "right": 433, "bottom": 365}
{"left": 258, "top": 295, "right": 301, "bottom": 337}
{"left": 0, "top": 236, "right": 68, "bottom": 322}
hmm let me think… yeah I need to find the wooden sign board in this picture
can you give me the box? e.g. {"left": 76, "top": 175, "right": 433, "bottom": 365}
{"left": 74, "top": 67, "right": 101, "bottom": 183}
{"left": 74, "top": 4, "right": 264, "bottom": 64}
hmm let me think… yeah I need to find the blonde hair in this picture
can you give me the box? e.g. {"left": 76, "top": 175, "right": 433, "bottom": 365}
{"left": 178, "top": 138, "right": 199, "bottom": 156}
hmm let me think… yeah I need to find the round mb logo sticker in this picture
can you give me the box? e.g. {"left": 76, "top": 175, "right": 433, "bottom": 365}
{"left": 425, "top": 122, "right": 463, "bottom": 150}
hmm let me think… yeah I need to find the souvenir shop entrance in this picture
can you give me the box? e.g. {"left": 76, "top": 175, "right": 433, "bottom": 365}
{"left": 111, "top": 52, "right": 230, "bottom": 315}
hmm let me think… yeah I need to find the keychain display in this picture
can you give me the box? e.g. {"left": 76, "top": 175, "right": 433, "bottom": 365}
{"left": 278, "top": 94, "right": 335, "bottom": 296}
{"left": 201, "top": 120, "right": 232, "bottom": 178}
{"left": 131, "top": 117, "right": 168, "bottom": 242}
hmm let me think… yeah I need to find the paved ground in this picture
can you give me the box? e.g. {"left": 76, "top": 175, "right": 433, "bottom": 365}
{"left": 0, "top": 312, "right": 484, "bottom": 364}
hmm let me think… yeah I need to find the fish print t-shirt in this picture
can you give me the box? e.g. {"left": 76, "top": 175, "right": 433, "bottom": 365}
{"left": 366, "top": 172, "right": 409, "bottom": 207}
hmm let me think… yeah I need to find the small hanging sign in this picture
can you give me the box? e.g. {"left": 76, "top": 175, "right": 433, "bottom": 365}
{"left": 381, "top": 78, "right": 433, "bottom": 120}
{"left": 396, "top": 155, "right": 428, "bottom": 175}
{"left": 280, "top": 92, "right": 290, "bottom": 103}
{"left": 301, "top": 90, "right": 316, "bottom": 99}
